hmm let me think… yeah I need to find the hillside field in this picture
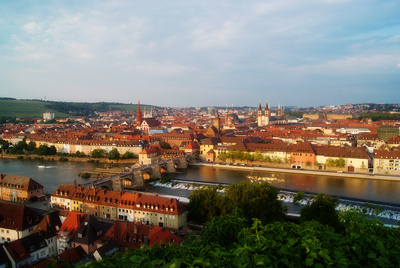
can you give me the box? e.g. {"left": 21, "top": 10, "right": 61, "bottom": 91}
{"left": 0, "top": 99, "right": 158, "bottom": 119}
{"left": 0, "top": 99, "right": 69, "bottom": 118}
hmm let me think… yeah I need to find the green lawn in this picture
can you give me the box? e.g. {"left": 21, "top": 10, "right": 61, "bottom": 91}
{"left": 0, "top": 99, "right": 69, "bottom": 118}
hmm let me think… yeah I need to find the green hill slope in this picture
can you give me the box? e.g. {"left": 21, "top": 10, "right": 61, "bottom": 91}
{"left": 0, "top": 99, "right": 157, "bottom": 119}
{"left": 0, "top": 99, "right": 70, "bottom": 118}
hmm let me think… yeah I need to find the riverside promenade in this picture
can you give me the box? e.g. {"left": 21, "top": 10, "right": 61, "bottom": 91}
{"left": 190, "top": 162, "right": 400, "bottom": 182}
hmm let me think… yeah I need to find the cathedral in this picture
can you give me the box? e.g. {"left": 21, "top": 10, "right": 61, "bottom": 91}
{"left": 257, "top": 102, "right": 285, "bottom": 127}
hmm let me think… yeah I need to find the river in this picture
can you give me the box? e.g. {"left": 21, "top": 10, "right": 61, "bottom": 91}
{"left": 1, "top": 158, "right": 400, "bottom": 205}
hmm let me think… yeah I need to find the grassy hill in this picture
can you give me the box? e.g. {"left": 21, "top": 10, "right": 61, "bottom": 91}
{"left": 0, "top": 99, "right": 70, "bottom": 118}
{"left": 0, "top": 98, "right": 156, "bottom": 119}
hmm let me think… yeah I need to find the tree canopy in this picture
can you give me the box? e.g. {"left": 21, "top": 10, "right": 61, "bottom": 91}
{"left": 79, "top": 210, "right": 400, "bottom": 267}
{"left": 188, "top": 181, "right": 287, "bottom": 225}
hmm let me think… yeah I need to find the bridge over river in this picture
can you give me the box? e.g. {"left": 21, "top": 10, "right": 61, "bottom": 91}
{"left": 83, "top": 156, "right": 190, "bottom": 191}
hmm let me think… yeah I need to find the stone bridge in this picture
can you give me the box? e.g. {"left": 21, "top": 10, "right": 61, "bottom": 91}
{"left": 83, "top": 155, "right": 192, "bottom": 191}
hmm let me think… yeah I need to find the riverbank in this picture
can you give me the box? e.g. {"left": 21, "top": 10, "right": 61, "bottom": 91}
{"left": 0, "top": 153, "right": 138, "bottom": 165}
{"left": 190, "top": 162, "right": 400, "bottom": 182}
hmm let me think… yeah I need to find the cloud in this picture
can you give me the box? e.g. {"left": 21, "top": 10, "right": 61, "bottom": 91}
{"left": 191, "top": 20, "right": 241, "bottom": 50}
{"left": 22, "top": 22, "right": 41, "bottom": 34}
{"left": 1, "top": 0, "right": 400, "bottom": 106}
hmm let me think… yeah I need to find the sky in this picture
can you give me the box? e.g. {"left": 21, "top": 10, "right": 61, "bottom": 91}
{"left": 0, "top": 0, "right": 399, "bottom": 108}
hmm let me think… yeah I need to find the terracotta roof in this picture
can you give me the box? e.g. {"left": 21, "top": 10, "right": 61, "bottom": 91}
{"left": 51, "top": 184, "right": 78, "bottom": 199}
{"left": 374, "top": 150, "right": 400, "bottom": 159}
{"left": 139, "top": 147, "right": 159, "bottom": 155}
{"left": 58, "top": 211, "right": 84, "bottom": 238}
{"left": 136, "top": 194, "right": 186, "bottom": 215}
{"left": 0, "top": 201, "right": 43, "bottom": 231}
{"left": 101, "top": 221, "right": 183, "bottom": 250}
{"left": 0, "top": 174, "right": 43, "bottom": 191}
{"left": 314, "top": 145, "right": 369, "bottom": 159}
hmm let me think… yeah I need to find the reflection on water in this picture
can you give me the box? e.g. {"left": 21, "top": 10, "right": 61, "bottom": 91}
{"left": 172, "top": 166, "right": 400, "bottom": 204}
{"left": 1, "top": 159, "right": 400, "bottom": 204}
{"left": 0, "top": 158, "right": 129, "bottom": 194}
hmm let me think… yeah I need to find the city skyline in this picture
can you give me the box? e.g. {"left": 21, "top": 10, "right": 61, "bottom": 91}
{"left": 1, "top": 1, "right": 399, "bottom": 107}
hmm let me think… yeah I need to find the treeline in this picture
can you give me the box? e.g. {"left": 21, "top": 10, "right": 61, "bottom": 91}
{"left": 218, "top": 150, "right": 290, "bottom": 164}
{"left": 44, "top": 102, "right": 114, "bottom": 116}
{"left": 188, "top": 181, "right": 286, "bottom": 225}
{"left": 0, "top": 138, "right": 57, "bottom": 155}
{"left": 0, "top": 139, "right": 137, "bottom": 161}
{"left": 358, "top": 112, "right": 400, "bottom": 121}
{"left": 75, "top": 183, "right": 400, "bottom": 267}
{"left": 43, "top": 101, "right": 143, "bottom": 116}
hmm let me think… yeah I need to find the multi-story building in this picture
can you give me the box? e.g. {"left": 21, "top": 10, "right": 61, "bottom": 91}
{"left": 0, "top": 201, "right": 43, "bottom": 243}
{"left": 50, "top": 184, "right": 77, "bottom": 210}
{"left": 373, "top": 150, "right": 400, "bottom": 175}
{"left": 0, "top": 174, "right": 44, "bottom": 202}
{"left": 3, "top": 231, "right": 49, "bottom": 267}
{"left": 51, "top": 185, "right": 187, "bottom": 229}
{"left": 377, "top": 126, "right": 399, "bottom": 142}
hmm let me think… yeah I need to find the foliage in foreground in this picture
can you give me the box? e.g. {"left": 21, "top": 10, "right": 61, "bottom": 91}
{"left": 79, "top": 210, "right": 400, "bottom": 267}
{"left": 187, "top": 181, "right": 287, "bottom": 225}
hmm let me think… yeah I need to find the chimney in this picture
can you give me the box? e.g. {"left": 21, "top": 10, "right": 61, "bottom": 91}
{"left": 76, "top": 214, "right": 81, "bottom": 225}
{"left": 149, "top": 223, "right": 152, "bottom": 231}
{"left": 133, "top": 222, "right": 138, "bottom": 234}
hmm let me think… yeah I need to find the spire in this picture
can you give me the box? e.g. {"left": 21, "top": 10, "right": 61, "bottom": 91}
{"left": 136, "top": 98, "right": 142, "bottom": 127}
{"left": 258, "top": 102, "right": 262, "bottom": 111}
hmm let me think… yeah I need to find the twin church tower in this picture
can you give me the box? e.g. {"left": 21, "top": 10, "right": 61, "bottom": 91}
{"left": 257, "top": 102, "right": 284, "bottom": 127}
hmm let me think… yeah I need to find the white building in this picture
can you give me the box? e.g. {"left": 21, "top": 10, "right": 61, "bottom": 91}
{"left": 43, "top": 112, "right": 55, "bottom": 121}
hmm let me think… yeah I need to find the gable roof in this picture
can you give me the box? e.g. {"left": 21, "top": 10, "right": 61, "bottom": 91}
{"left": 71, "top": 214, "right": 112, "bottom": 245}
{"left": 0, "top": 201, "right": 43, "bottom": 231}
{"left": 5, "top": 232, "right": 47, "bottom": 264}
{"left": 0, "top": 173, "right": 43, "bottom": 191}
{"left": 33, "top": 211, "right": 62, "bottom": 239}
{"left": 100, "top": 221, "right": 183, "bottom": 250}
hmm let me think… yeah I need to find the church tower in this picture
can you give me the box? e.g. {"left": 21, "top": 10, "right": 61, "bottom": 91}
{"left": 213, "top": 110, "right": 221, "bottom": 132}
{"left": 265, "top": 102, "right": 270, "bottom": 125}
{"left": 257, "top": 102, "right": 262, "bottom": 127}
{"left": 136, "top": 99, "right": 143, "bottom": 127}
{"left": 278, "top": 103, "right": 283, "bottom": 116}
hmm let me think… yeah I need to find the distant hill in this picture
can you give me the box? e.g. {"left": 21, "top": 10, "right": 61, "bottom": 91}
{"left": 0, "top": 99, "right": 149, "bottom": 119}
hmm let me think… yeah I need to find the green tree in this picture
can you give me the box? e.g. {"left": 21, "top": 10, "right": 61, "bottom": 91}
{"left": 187, "top": 186, "right": 223, "bottom": 223}
{"left": 75, "top": 151, "right": 86, "bottom": 157}
{"left": 13, "top": 138, "right": 27, "bottom": 154}
{"left": 37, "top": 144, "right": 50, "bottom": 155}
{"left": 252, "top": 151, "right": 263, "bottom": 162}
{"left": 49, "top": 145, "right": 57, "bottom": 155}
{"left": 91, "top": 149, "right": 106, "bottom": 158}
{"left": 160, "top": 141, "right": 171, "bottom": 149}
{"left": 201, "top": 211, "right": 246, "bottom": 247}
{"left": 122, "top": 151, "right": 136, "bottom": 159}
{"left": 293, "top": 191, "right": 305, "bottom": 204}
{"left": 224, "top": 181, "right": 287, "bottom": 224}
{"left": 27, "top": 141, "right": 36, "bottom": 153}
{"left": 107, "top": 148, "right": 120, "bottom": 160}
{"left": 300, "top": 193, "right": 342, "bottom": 231}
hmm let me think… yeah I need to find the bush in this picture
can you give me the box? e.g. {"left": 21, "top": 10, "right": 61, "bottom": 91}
{"left": 79, "top": 172, "right": 91, "bottom": 179}
{"left": 59, "top": 157, "right": 68, "bottom": 162}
